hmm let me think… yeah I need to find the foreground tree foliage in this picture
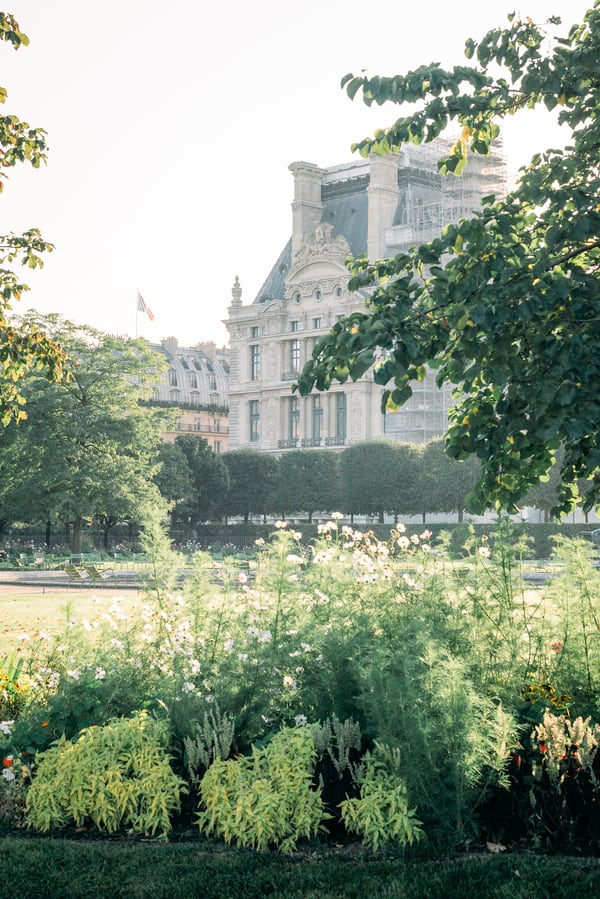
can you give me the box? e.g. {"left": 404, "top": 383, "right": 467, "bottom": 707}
{"left": 0, "top": 13, "right": 65, "bottom": 424}
{"left": 4, "top": 314, "right": 170, "bottom": 552}
{"left": 297, "top": 4, "right": 600, "bottom": 518}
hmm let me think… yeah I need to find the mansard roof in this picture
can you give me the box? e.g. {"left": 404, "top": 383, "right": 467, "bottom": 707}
{"left": 253, "top": 140, "right": 506, "bottom": 304}
{"left": 151, "top": 340, "right": 229, "bottom": 408}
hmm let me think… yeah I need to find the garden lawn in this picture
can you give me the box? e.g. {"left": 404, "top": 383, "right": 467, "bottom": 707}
{"left": 0, "top": 839, "right": 599, "bottom": 899}
{"left": 0, "top": 588, "right": 144, "bottom": 658}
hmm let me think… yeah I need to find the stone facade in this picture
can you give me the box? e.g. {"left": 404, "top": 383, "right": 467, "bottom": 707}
{"left": 225, "top": 143, "right": 506, "bottom": 453}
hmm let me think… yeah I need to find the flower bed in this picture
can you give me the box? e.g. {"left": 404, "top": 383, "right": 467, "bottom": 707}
{"left": 2, "top": 516, "right": 600, "bottom": 853}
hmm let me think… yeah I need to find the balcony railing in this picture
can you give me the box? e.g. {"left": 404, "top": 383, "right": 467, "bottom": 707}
{"left": 281, "top": 371, "right": 300, "bottom": 381}
{"left": 175, "top": 424, "right": 230, "bottom": 434}
{"left": 301, "top": 438, "right": 322, "bottom": 447}
{"left": 325, "top": 436, "right": 346, "bottom": 446}
{"left": 278, "top": 438, "right": 299, "bottom": 449}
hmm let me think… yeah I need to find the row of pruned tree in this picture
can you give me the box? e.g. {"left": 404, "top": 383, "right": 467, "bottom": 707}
{"left": 157, "top": 439, "right": 483, "bottom": 536}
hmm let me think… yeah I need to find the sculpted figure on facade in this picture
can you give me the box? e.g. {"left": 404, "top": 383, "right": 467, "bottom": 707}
{"left": 294, "top": 222, "right": 351, "bottom": 262}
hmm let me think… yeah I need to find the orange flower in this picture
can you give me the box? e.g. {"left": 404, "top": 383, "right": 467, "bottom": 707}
{"left": 41, "top": 721, "right": 48, "bottom": 728}
{"left": 2, "top": 756, "right": 13, "bottom": 768}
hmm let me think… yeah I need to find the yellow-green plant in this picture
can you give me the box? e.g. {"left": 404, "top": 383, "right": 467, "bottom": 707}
{"left": 25, "top": 712, "right": 185, "bottom": 838}
{"left": 196, "top": 725, "right": 326, "bottom": 851}
{"left": 340, "top": 744, "right": 423, "bottom": 851}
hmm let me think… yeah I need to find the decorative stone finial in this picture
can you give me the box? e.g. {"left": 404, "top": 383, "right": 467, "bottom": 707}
{"left": 231, "top": 275, "right": 242, "bottom": 308}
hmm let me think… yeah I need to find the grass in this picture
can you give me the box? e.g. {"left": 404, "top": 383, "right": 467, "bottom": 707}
{"left": 0, "top": 838, "right": 599, "bottom": 898}
{"left": 0, "top": 587, "right": 143, "bottom": 658}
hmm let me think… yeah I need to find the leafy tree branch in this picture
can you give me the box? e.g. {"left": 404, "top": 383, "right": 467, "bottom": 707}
{"left": 297, "top": 4, "right": 600, "bottom": 517}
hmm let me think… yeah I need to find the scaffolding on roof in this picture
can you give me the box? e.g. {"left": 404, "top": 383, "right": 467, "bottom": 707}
{"left": 388, "top": 141, "right": 508, "bottom": 251}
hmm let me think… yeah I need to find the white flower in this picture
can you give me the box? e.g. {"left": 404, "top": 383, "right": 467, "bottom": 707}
{"left": 274, "top": 520, "right": 287, "bottom": 529}
{"left": 181, "top": 681, "right": 196, "bottom": 693}
{"left": 224, "top": 638, "right": 234, "bottom": 651}
{"left": 259, "top": 630, "right": 272, "bottom": 643}
{"left": 66, "top": 669, "right": 81, "bottom": 681}
{"left": 478, "top": 546, "right": 491, "bottom": 558}
{"left": 110, "top": 638, "right": 124, "bottom": 650}
{"left": 0, "top": 720, "right": 14, "bottom": 736}
{"left": 331, "top": 511, "right": 344, "bottom": 520}
{"left": 94, "top": 667, "right": 106, "bottom": 681}
{"left": 2, "top": 767, "right": 15, "bottom": 783}
{"left": 238, "top": 653, "right": 248, "bottom": 662}
{"left": 189, "top": 658, "right": 201, "bottom": 674}
{"left": 283, "top": 675, "right": 296, "bottom": 690}
{"left": 294, "top": 714, "right": 308, "bottom": 727}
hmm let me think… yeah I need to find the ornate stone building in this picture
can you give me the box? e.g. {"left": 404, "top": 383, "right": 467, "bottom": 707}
{"left": 225, "top": 142, "right": 506, "bottom": 453}
{"left": 150, "top": 338, "right": 229, "bottom": 451}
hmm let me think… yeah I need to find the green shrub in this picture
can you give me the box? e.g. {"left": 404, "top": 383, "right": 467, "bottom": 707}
{"left": 25, "top": 712, "right": 185, "bottom": 838}
{"left": 339, "top": 744, "right": 423, "bottom": 851}
{"left": 196, "top": 726, "right": 326, "bottom": 851}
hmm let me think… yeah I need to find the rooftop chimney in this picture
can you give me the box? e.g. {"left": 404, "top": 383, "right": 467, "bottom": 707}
{"left": 289, "top": 161, "right": 326, "bottom": 259}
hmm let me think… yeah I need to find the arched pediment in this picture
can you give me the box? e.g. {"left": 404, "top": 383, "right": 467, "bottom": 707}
{"left": 286, "top": 256, "right": 349, "bottom": 285}
{"left": 287, "top": 222, "right": 351, "bottom": 285}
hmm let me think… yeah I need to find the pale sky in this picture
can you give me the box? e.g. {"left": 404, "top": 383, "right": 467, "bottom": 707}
{"left": 1, "top": 0, "right": 592, "bottom": 347}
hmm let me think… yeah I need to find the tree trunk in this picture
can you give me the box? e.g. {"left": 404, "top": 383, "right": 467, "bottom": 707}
{"left": 72, "top": 516, "right": 83, "bottom": 554}
{"left": 45, "top": 519, "right": 51, "bottom": 547}
{"left": 458, "top": 509, "right": 464, "bottom": 523}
